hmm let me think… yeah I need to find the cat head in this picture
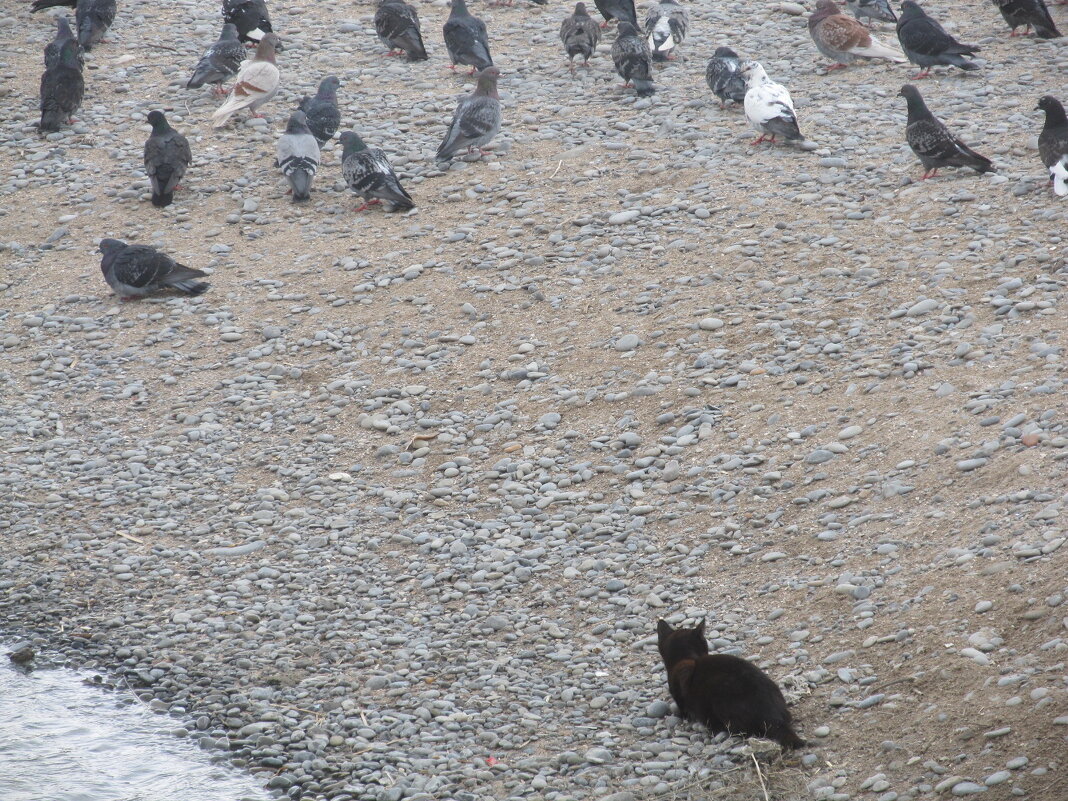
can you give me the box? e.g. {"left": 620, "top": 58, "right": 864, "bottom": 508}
{"left": 657, "top": 618, "right": 710, "bottom": 665}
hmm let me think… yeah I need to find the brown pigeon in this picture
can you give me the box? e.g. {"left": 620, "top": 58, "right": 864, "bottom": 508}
{"left": 808, "top": 0, "right": 905, "bottom": 69}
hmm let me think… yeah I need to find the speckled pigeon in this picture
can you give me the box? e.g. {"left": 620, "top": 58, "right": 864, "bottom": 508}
{"left": 705, "top": 47, "right": 746, "bottom": 107}
{"left": 443, "top": 0, "right": 493, "bottom": 72}
{"left": 44, "top": 15, "right": 83, "bottom": 71}
{"left": 644, "top": 0, "right": 687, "bottom": 61}
{"left": 31, "top": 0, "right": 116, "bottom": 52}
{"left": 991, "top": 0, "right": 1061, "bottom": 38}
{"left": 809, "top": 0, "right": 905, "bottom": 69}
{"left": 39, "top": 38, "right": 84, "bottom": 132}
{"left": 210, "top": 33, "right": 281, "bottom": 127}
{"left": 612, "top": 21, "right": 655, "bottom": 96}
{"left": 594, "top": 0, "right": 637, "bottom": 27}
{"left": 297, "top": 76, "right": 341, "bottom": 146}
{"left": 276, "top": 111, "right": 320, "bottom": 202}
{"left": 143, "top": 111, "right": 192, "bottom": 208}
{"left": 1037, "top": 95, "right": 1068, "bottom": 196}
{"left": 845, "top": 0, "right": 896, "bottom": 24}
{"left": 340, "top": 131, "right": 414, "bottom": 212}
{"left": 896, "top": 1, "right": 979, "bottom": 78}
{"left": 222, "top": 0, "right": 272, "bottom": 44}
{"left": 375, "top": 0, "right": 428, "bottom": 61}
{"left": 560, "top": 3, "right": 601, "bottom": 68}
{"left": 99, "top": 239, "right": 209, "bottom": 299}
{"left": 187, "top": 23, "right": 244, "bottom": 95}
{"left": 740, "top": 60, "right": 803, "bottom": 144}
{"left": 436, "top": 66, "right": 502, "bottom": 160}
{"left": 899, "top": 84, "right": 994, "bottom": 179}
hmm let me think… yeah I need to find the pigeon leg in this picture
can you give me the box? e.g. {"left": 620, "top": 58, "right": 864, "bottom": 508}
{"left": 354, "top": 199, "right": 382, "bottom": 212}
{"left": 750, "top": 134, "right": 768, "bottom": 145}
{"left": 826, "top": 62, "right": 849, "bottom": 71}
{"left": 921, "top": 168, "right": 939, "bottom": 180}
{"left": 213, "top": 85, "right": 228, "bottom": 97}
{"left": 910, "top": 67, "right": 931, "bottom": 79}
{"left": 468, "top": 66, "right": 478, "bottom": 75}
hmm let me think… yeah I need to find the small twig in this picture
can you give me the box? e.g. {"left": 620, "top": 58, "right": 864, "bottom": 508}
{"left": 116, "top": 530, "right": 145, "bottom": 544}
{"left": 549, "top": 160, "right": 563, "bottom": 179}
{"left": 751, "top": 752, "right": 770, "bottom": 801}
{"left": 152, "top": 43, "right": 184, "bottom": 54}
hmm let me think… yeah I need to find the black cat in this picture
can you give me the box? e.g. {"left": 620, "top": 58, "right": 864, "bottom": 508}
{"left": 656, "top": 619, "right": 805, "bottom": 749}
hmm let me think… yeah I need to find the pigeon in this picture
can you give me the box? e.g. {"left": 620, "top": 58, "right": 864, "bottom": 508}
{"left": 644, "top": 0, "right": 688, "bottom": 61}
{"left": 44, "top": 15, "right": 83, "bottom": 71}
{"left": 808, "top": 0, "right": 905, "bottom": 69}
{"left": 594, "top": 0, "right": 638, "bottom": 27}
{"left": 442, "top": 0, "right": 493, "bottom": 72}
{"left": 30, "top": 0, "right": 116, "bottom": 52}
{"left": 436, "top": 66, "right": 502, "bottom": 160}
{"left": 991, "top": 0, "right": 1061, "bottom": 38}
{"left": 1037, "top": 95, "right": 1068, "bottom": 196}
{"left": 899, "top": 84, "right": 995, "bottom": 179}
{"left": 298, "top": 76, "right": 341, "bottom": 146}
{"left": 740, "top": 60, "right": 804, "bottom": 144}
{"left": 222, "top": 0, "right": 272, "bottom": 44}
{"left": 560, "top": 2, "right": 601, "bottom": 68}
{"left": 375, "top": 0, "right": 428, "bottom": 61}
{"left": 99, "top": 239, "right": 210, "bottom": 300}
{"left": 705, "top": 46, "right": 747, "bottom": 107}
{"left": 143, "top": 111, "right": 192, "bottom": 208}
{"left": 612, "top": 21, "right": 655, "bottom": 96}
{"left": 340, "top": 131, "right": 415, "bottom": 212}
{"left": 186, "top": 23, "right": 244, "bottom": 95}
{"left": 211, "top": 33, "right": 281, "bottom": 128}
{"left": 39, "top": 38, "right": 84, "bottom": 132}
{"left": 896, "top": 1, "right": 980, "bottom": 78}
{"left": 275, "top": 111, "right": 320, "bottom": 202}
{"left": 845, "top": 0, "right": 896, "bottom": 24}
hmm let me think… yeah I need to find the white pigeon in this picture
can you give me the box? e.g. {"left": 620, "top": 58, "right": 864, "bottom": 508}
{"left": 211, "top": 33, "right": 281, "bottom": 129}
{"left": 1052, "top": 157, "right": 1068, "bottom": 197}
{"left": 739, "top": 60, "right": 804, "bottom": 145}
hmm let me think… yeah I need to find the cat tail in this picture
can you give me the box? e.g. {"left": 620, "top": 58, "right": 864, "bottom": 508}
{"left": 770, "top": 722, "right": 805, "bottom": 750}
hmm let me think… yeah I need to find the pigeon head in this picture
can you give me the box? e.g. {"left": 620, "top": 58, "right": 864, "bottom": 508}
{"left": 898, "top": 84, "right": 930, "bottom": 116}
{"left": 474, "top": 66, "right": 501, "bottom": 98}
{"left": 713, "top": 46, "right": 739, "bottom": 59}
{"left": 898, "top": 84, "right": 921, "bottom": 101}
{"left": 899, "top": 0, "right": 923, "bottom": 17}
{"left": 56, "top": 14, "right": 75, "bottom": 39}
{"left": 617, "top": 21, "right": 640, "bottom": 37}
{"left": 339, "top": 131, "right": 369, "bottom": 159}
{"left": 1037, "top": 95, "right": 1067, "bottom": 122}
{"left": 812, "top": 0, "right": 842, "bottom": 17}
{"left": 99, "top": 238, "right": 125, "bottom": 255}
{"left": 257, "top": 33, "right": 282, "bottom": 59}
{"left": 449, "top": 0, "right": 470, "bottom": 16}
{"left": 318, "top": 75, "right": 341, "bottom": 98}
{"left": 286, "top": 110, "right": 313, "bottom": 135}
{"left": 220, "top": 22, "right": 239, "bottom": 40}
{"left": 146, "top": 110, "right": 171, "bottom": 133}
{"left": 738, "top": 60, "right": 767, "bottom": 84}
{"left": 574, "top": 1, "right": 589, "bottom": 14}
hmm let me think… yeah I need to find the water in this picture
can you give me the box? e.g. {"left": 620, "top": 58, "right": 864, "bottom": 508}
{"left": 0, "top": 652, "right": 273, "bottom": 801}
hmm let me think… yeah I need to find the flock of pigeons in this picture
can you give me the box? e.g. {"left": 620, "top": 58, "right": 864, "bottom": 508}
{"left": 22, "top": 0, "right": 1068, "bottom": 299}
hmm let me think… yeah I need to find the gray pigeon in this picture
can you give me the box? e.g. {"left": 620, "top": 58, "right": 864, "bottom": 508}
{"left": 375, "top": 0, "right": 428, "bottom": 61}
{"left": 98, "top": 239, "right": 209, "bottom": 299}
{"left": 845, "top": 0, "right": 896, "bottom": 24}
{"left": 297, "top": 76, "right": 341, "bottom": 146}
{"left": 340, "top": 131, "right": 414, "bottom": 212}
{"left": 436, "top": 66, "right": 502, "bottom": 160}
{"left": 899, "top": 84, "right": 995, "bottom": 179}
{"left": 560, "top": 2, "right": 601, "bottom": 68}
{"left": 644, "top": 0, "right": 688, "bottom": 62}
{"left": 705, "top": 46, "right": 746, "bottom": 106}
{"left": 222, "top": 0, "right": 272, "bottom": 44}
{"left": 1037, "top": 95, "right": 1068, "bottom": 196}
{"left": 186, "top": 23, "right": 244, "bottom": 95}
{"left": 31, "top": 0, "right": 115, "bottom": 52}
{"left": 612, "top": 21, "right": 655, "bottom": 96}
{"left": 39, "top": 38, "right": 84, "bottom": 132}
{"left": 144, "top": 111, "right": 192, "bottom": 208}
{"left": 896, "top": 1, "right": 979, "bottom": 78}
{"left": 44, "top": 15, "right": 83, "bottom": 70}
{"left": 276, "top": 111, "right": 321, "bottom": 202}
{"left": 443, "top": 0, "right": 493, "bottom": 72}
{"left": 991, "top": 0, "right": 1061, "bottom": 38}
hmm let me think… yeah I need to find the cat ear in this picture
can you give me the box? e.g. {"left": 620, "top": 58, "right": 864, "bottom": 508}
{"left": 657, "top": 619, "right": 673, "bottom": 637}
{"left": 695, "top": 618, "right": 706, "bottom": 635}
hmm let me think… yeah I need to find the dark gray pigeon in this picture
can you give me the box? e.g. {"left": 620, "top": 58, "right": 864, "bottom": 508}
{"left": 899, "top": 84, "right": 995, "bottom": 179}
{"left": 31, "top": 0, "right": 115, "bottom": 52}
{"left": 276, "top": 111, "right": 320, "bottom": 202}
{"left": 375, "top": 0, "right": 428, "bottom": 61}
{"left": 560, "top": 2, "right": 601, "bottom": 68}
{"left": 594, "top": 0, "right": 637, "bottom": 26}
{"left": 705, "top": 46, "right": 746, "bottom": 107}
{"left": 39, "top": 38, "right": 84, "bottom": 132}
{"left": 99, "top": 239, "right": 209, "bottom": 299}
{"left": 298, "top": 76, "right": 341, "bottom": 146}
{"left": 340, "top": 131, "right": 414, "bottom": 212}
{"left": 443, "top": 0, "right": 493, "bottom": 72}
{"left": 991, "top": 0, "right": 1061, "bottom": 38}
{"left": 612, "top": 21, "right": 655, "bottom": 96}
{"left": 222, "top": 0, "right": 272, "bottom": 43}
{"left": 1037, "top": 95, "right": 1068, "bottom": 196}
{"left": 144, "top": 111, "right": 192, "bottom": 208}
{"left": 896, "top": 1, "right": 979, "bottom": 78}
{"left": 845, "top": 0, "right": 896, "bottom": 24}
{"left": 186, "top": 23, "right": 244, "bottom": 95}
{"left": 44, "top": 15, "right": 83, "bottom": 70}
{"left": 436, "top": 66, "right": 502, "bottom": 160}
{"left": 644, "top": 0, "right": 688, "bottom": 61}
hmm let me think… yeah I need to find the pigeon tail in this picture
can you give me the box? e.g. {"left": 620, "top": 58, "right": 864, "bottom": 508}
{"left": 288, "top": 169, "right": 313, "bottom": 201}
{"left": 39, "top": 107, "right": 66, "bottom": 132}
{"left": 942, "top": 54, "right": 979, "bottom": 70}
{"left": 170, "top": 280, "right": 211, "bottom": 295}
